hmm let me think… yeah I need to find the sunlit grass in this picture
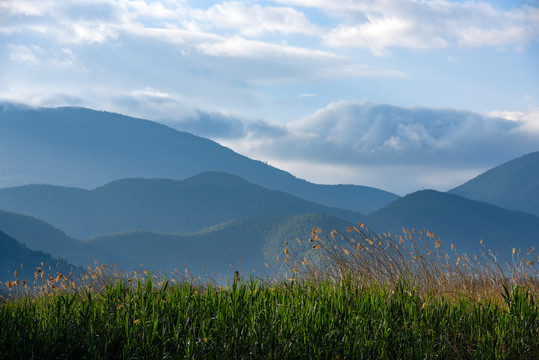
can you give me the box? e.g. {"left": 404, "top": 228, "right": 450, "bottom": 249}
{"left": 1, "top": 225, "right": 537, "bottom": 359}
{"left": 277, "top": 223, "right": 538, "bottom": 302}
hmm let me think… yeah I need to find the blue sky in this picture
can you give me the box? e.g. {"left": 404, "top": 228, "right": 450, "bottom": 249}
{"left": 1, "top": 0, "right": 538, "bottom": 194}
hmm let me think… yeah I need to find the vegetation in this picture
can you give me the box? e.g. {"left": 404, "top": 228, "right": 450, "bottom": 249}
{"left": 0, "top": 225, "right": 537, "bottom": 359}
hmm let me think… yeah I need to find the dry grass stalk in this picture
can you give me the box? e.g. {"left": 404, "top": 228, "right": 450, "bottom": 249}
{"left": 282, "top": 223, "right": 538, "bottom": 301}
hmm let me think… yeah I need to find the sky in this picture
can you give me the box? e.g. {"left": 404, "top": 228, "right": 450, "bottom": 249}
{"left": 1, "top": 0, "right": 538, "bottom": 195}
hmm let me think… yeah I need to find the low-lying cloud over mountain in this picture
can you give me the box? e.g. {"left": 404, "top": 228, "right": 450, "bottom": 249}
{"left": 2, "top": 0, "right": 538, "bottom": 194}
{"left": 168, "top": 101, "right": 539, "bottom": 194}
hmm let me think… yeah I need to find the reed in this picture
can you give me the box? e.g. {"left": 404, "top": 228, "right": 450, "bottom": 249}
{"left": 0, "top": 224, "right": 537, "bottom": 359}
{"left": 278, "top": 223, "right": 538, "bottom": 303}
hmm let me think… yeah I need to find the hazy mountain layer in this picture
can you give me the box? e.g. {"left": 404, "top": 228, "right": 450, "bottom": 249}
{"left": 83, "top": 213, "right": 354, "bottom": 276}
{"left": 0, "top": 230, "right": 78, "bottom": 283}
{"left": 0, "top": 104, "right": 398, "bottom": 213}
{"left": 0, "top": 210, "right": 99, "bottom": 266}
{"left": 449, "top": 151, "right": 539, "bottom": 216}
{"left": 0, "top": 172, "right": 364, "bottom": 239}
{"left": 366, "top": 190, "right": 539, "bottom": 256}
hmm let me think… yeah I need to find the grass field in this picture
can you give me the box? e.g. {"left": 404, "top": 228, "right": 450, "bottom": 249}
{"left": 1, "top": 225, "right": 537, "bottom": 359}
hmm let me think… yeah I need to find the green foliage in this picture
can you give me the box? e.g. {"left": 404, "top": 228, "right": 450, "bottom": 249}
{"left": 0, "top": 277, "right": 537, "bottom": 359}
{"left": 1, "top": 225, "right": 537, "bottom": 359}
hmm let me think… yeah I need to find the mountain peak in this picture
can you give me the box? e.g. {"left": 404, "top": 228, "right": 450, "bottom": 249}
{"left": 0, "top": 105, "right": 398, "bottom": 213}
{"left": 449, "top": 151, "right": 539, "bottom": 216}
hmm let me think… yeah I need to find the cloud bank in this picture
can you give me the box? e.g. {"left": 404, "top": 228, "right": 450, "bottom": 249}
{"left": 1, "top": 0, "right": 538, "bottom": 193}
{"left": 175, "top": 101, "right": 539, "bottom": 194}
{"left": 279, "top": 0, "right": 539, "bottom": 55}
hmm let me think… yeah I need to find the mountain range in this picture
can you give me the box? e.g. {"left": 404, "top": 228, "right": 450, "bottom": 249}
{"left": 1, "top": 171, "right": 536, "bottom": 278}
{"left": 0, "top": 103, "right": 398, "bottom": 214}
{"left": 450, "top": 151, "right": 539, "bottom": 216}
{"left": 0, "top": 103, "right": 537, "bottom": 280}
{"left": 83, "top": 213, "right": 354, "bottom": 277}
{"left": 367, "top": 190, "right": 539, "bottom": 255}
{"left": 0, "top": 229, "right": 79, "bottom": 283}
{"left": 0, "top": 172, "right": 363, "bottom": 239}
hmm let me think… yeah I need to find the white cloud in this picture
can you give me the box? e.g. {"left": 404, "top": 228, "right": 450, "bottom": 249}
{"left": 488, "top": 110, "right": 525, "bottom": 121}
{"left": 8, "top": 44, "right": 43, "bottom": 63}
{"left": 68, "top": 22, "right": 118, "bottom": 44}
{"left": 297, "top": 93, "right": 318, "bottom": 99}
{"left": 196, "top": 35, "right": 311, "bottom": 58}
{"left": 7, "top": 44, "right": 86, "bottom": 71}
{"left": 1, "top": 0, "right": 404, "bottom": 79}
{"left": 212, "top": 101, "right": 539, "bottom": 169}
{"left": 50, "top": 48, "right": 86, "bottom": 69}
{"left": 0, "top": 0, "right": 57, "bottom": 17}
{"left": 3, "top": 0, "right": 538, "bottom": 56}
{"left": 209, "top": 101, "right": 539, "bottom": 193}
{"left": 489, "top": 108, "right": 539, "bottom": 133}
{"left": 278, "top": 0, "right": 539, "bottom": 55}
{"left": 325, "top": 16, "right": 448, "bottom": 56}
{"left": 193, "top": 2, "right": 321, "bottom": 37}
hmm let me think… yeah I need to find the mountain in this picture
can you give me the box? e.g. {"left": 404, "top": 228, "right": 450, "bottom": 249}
{"left": 83, "top": 213, "right": 354, "bottom": 277}
{"left": 366, "top": 190, "right": 539, "bottom": 256}
{"left": 0, "top": 104, "right": 398, "bottom": 213}
{"left": 449, "top": 151, "right": 539, "bottom": 216}
{"left": 0, "top": 210, "right": 99, "bottom": 266}
{"left": 0, "top": 230, "right": 79, "bottom": 283}
{"left": 0, "top": 172, "right": 364, "bottom": 239}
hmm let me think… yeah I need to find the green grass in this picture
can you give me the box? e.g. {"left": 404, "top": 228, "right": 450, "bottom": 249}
{"left": 1, "top": 225, "right": 537, "bottom": 359}
{"left": 0, "top": 276, "right": 537, "bottom": 359}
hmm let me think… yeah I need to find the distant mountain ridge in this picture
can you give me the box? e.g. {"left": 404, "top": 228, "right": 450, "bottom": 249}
{"left": 0, "top": 209, "right": 354, "bottom": 277}
{"left": 0, "top": 229, "right": 79, "bottom": 283}
{"left": 0, "top": 172, "right": 364, "bottom": 239}
{"left": 83, "top": 213, "right": 354, "bottom": 276}
{"left": 1, "top": 182, "right": 537, "bottom": 278}
{"left": 0, "top": 210, "right": 98, "bottom": 266}
{"left": 366, "top": 190, "right": 539, "bottom": 256}
{"left": 0, "top": 104, "right": 398, "bottom": 214}
{"left": 1, "top": 103, "right": 537, "bottom": 278}
{"left": 449, "top": 151, "right": 539, "bottom": 216}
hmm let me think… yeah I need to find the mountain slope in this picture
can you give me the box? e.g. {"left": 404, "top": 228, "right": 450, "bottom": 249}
{"left": 0, "top": 210, "right": 99, "bottom": 266}
{"left": 0, "top": 230, "right": 79, "bottom": 283}
{"left": 0, "top": 104, "right": 398, "bottom": 213}
{"left": 83, "top": 213, "right": 354, "bottom": 276}
{"left": 0, "top": 172, "right": 364, "bottom": 239}
{"left": 449, "top": 151, "right": 539, "bottom": 216}
{"left": 366, "top": 190, "right": 539, "bottom": 256}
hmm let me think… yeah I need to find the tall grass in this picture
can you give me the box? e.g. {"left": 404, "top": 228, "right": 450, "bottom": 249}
{"left": 279, "top": 223, "right": 537, "bottom": 302}
{"left": 0, "top": 225, "right": 537, "bottom": 359}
